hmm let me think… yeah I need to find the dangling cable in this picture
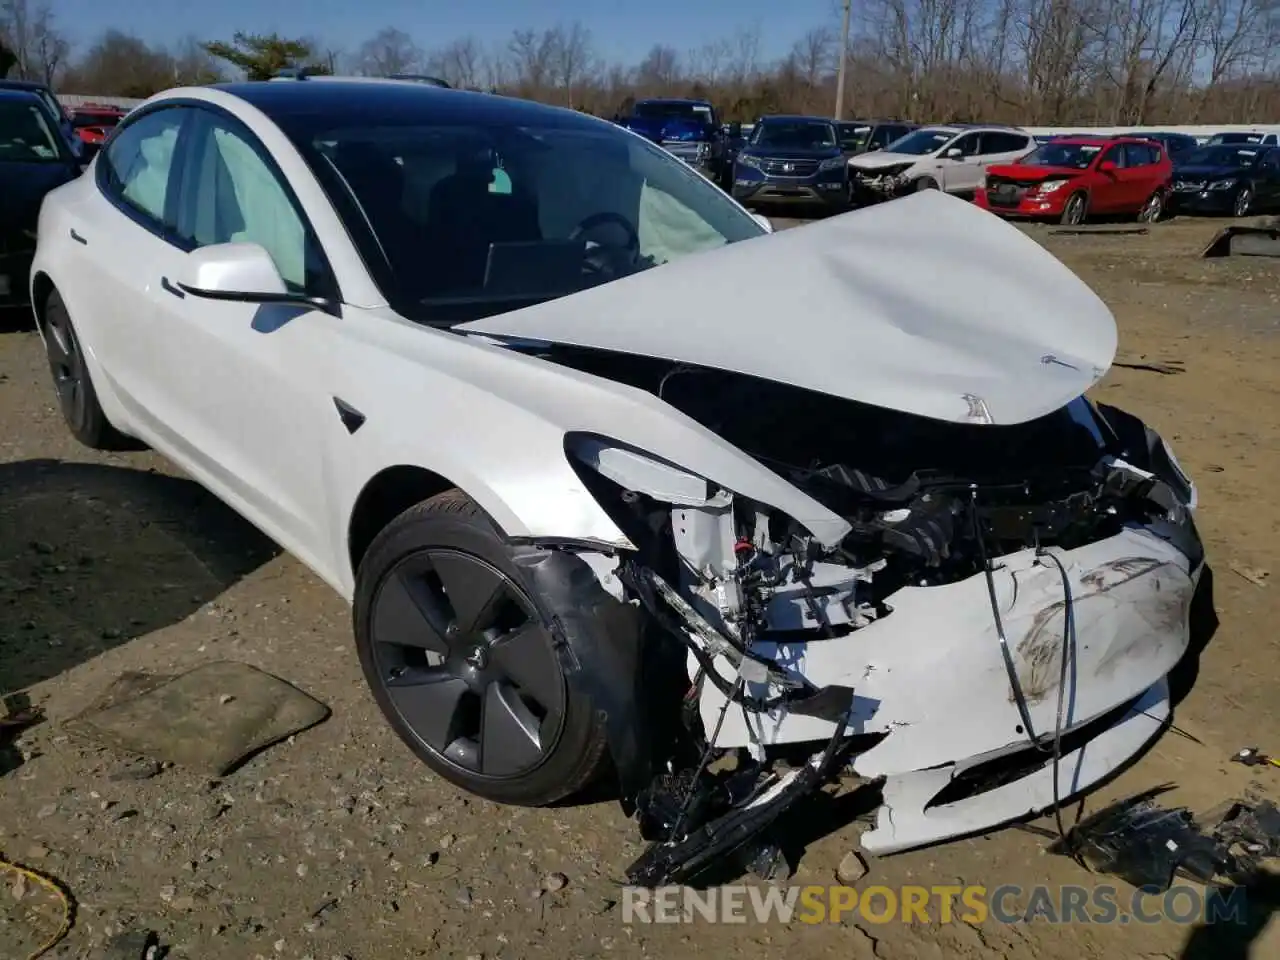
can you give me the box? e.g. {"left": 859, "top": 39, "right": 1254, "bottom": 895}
{"left": 1035, "top": 540, "right": 1086, "bottom": 866}
{"left": 968, "top": 486, "right": 1046, "bottom": 750}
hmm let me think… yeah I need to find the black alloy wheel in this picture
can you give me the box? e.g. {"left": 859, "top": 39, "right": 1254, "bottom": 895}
{"left": 367, "top": 546, "right": 567, "bottom": 781}
{"left": 43, "top": 298, "right": 88, "bottom": 431}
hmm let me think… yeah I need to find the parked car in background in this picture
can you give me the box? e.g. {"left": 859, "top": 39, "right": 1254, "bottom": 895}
{"left": 0, "top": 78, "right": 79, "bottom": 155}
{"left": 975, "top": 136, "right": 1171, "bottom": 225}
{"left": 614, "top": 98, "right": 730, "bottom": 185}
{"left": 849, "top": 123, "right": 1033, "bottom": 201}
{"left": 1206, "top": 131, "right": 1279, "bottom": 147}
{"left": 71, "top": 104, "right": 126, "bottom": 148}
{"left": 1140, "top": 132, "right": 1199, "bottom": 161}
{"left": 731, "top": 114, "right": 851, "bottom": 213}
{"left": 836, "top": 120, "right": 916, "bottom": 157}
{"left": 0, "top": 89, "right": 87, "bottom": 306}
{"left": 1168, "top": 144, "right": 1280, "bottom": 218}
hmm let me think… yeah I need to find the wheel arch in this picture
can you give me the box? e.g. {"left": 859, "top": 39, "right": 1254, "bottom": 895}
{"left": 346, "top": 464, "right": 461, "bottom": 577}
{"left": 30, "top": 271, "right": 55, "bottom": 332}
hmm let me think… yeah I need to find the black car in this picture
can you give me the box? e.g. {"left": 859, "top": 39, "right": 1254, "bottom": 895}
{"left": 0, "top": 89, "right": 86, "bottom": 305}
{"left": 732, "top": 115, "right": 850, "bottom": 212}
{"left": 1141, "top": 132, "right": 1199, "bottom": 161}
{"left": 836, "top": 120, "right": 916, "bottom": 157}
{"left": 1205, "top": 131, "right": 1279, "bottom": 147}
{"left": 1168, "top": 144, "right": 1280, "bottom": 218}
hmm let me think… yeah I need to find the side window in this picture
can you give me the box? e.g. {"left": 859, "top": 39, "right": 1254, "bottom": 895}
{"left": 868, "top": 127, "right": 892, "bottom": 149}
{"left": 948, "top": 133, "right": 980, "bottom": 157}
{"left": 176, "top": 110, "right": 331, "bottom": 295}
{"left": 98, "top": 107, "right": 187, "bottom": 231}
{"left": 982, "top": 132, "right": 1029, "bottom": 155}
{"left": 1101, "top": 145, "right": 1127, "bottom": 168}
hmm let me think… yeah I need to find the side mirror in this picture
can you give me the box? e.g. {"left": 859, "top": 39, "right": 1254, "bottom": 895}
{"left": 1099, "top": 159, "right": 1117, "bottom": 172}
{"left": 751, "top": 213, "right": 774, "bottom": 233}
{"left": 944, "top": 146, "right": 963, "bottom": 159}
{"left": 175, "top": 242, "right": 337, "bottom": 314}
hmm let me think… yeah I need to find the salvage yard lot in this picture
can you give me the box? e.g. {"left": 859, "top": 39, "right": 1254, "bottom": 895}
{"left": 2, "top": 214, "right": 1279, "bottom": 959}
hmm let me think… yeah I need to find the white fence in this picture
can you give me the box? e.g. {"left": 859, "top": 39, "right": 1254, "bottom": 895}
{"left": 56, "top": 94, "right": 145, "bottom": 109}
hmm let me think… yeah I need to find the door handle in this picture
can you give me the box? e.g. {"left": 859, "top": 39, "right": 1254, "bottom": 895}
{"left": 69, "top": 228, "right": 87, "bottom": 245}
{"left": 160, "top": 277, "right": 185, "bottom": 299}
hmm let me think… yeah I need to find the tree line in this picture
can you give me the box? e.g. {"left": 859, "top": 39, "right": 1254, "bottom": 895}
{"left": 3, "top": 0, "right": 1279, "bottom": 124}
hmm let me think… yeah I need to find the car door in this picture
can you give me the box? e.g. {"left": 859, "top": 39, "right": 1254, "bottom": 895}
{"left": 935, "top": 132, "right": 982, "bottom": 192}
{"left": 1258, "top": 149, "right": 1280, "bottom": 210}
{"left": 65, "top": 105, "right": 196, "bottom": 424}
{"left": 149, "top": 104, "right": 343, "bottom": 566}
{"left": 1090, "top": 144, "right": 1129, "bottom": 212}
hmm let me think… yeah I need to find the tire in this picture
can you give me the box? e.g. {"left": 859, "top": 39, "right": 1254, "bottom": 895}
{"left": 41, "top": 289, "right": 135, "bottom": 451}
{"left": 1060, "top": 191, "right": 1088, "bottom": 225}
{"left": 915, "top": 177, "right": 939, "bottom": 191}
{"left": 1234, "top": 186, "right": 1254, "bottom": 218}
{"left": 1137, "top": 191, "right": 1164, "bottom": 223}
{"left": 352, "top": 489, "right": 610, "bottom": 806}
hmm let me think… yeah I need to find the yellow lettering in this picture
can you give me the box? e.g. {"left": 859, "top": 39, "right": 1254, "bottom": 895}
{"left": 798, "top": 886, "right": 826, "bottom": 924}
{"left": 932, "top": 885, "right": 963, "bottom": 923}
{"left": 860, "top": 886, "right": 897, "bottom": 923}
{"left": 901, "top": 886, "right": 930, "bottom": 923}
{"left": 961, "top": 886, "right": 988, "bottom": 924}
{"left": 829, "top": 886, "right": 858, "bottom": 923}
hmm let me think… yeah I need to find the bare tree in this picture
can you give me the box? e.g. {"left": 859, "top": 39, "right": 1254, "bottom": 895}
{"left": 506, "top": 27, "right": 558, "bottom": 96}
{"left": 426, "top": 36, "right": 485, "bottom": 89}
{"left": 552, "top": 22, "right": 596, "bottom": 106}
{"left": 357, "top": 26, "right": 422, "bottom": 76}
{"left": 635, "top": 44, "right": 681, "bottom": 93}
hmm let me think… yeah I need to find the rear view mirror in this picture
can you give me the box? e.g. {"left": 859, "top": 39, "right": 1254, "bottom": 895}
{"left": 1099, "top": 159, "right": 1117, "bottom": 172}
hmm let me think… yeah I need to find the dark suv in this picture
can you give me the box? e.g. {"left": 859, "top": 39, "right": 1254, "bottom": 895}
{"left": 837, "top": 120, "right": 916, "bottom": 157}
{"left": 731, "top": 115, "right": 850, "bottom": 212}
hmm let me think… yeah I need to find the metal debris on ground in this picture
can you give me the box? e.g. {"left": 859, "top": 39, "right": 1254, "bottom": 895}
{"left": 1228, "top": 563, "right": 1269, "bottom": 588}
{"left": 1201, "top": 218, "right": 1280, "bottom": 258}
{"left": 1049, "top": 226, "right": 1149, "bottom": 236}
{"left": 63, "top": 661, "right": 330, "bottom": 775}
{"left": 1050, "top": 791, "right": 1280, "bottom": 891}
{"left": 1232, "top": 747, "right": 1280, "bottom": 769}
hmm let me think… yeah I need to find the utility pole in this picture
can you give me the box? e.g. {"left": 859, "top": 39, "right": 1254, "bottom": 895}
{"left": 834, "top": 0, "right": 852, "bottom": 120}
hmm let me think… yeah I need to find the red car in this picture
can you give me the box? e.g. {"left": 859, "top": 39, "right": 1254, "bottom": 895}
{"left": 974, "top": 136, "right": 1171, "bottom": 225}
{"left": 70, "top": 105, "right": 125, "bottom": 146}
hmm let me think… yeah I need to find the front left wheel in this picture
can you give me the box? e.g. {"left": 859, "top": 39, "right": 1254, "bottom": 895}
{"left": 352, "top": 490, "right": 611, "bottom": 806}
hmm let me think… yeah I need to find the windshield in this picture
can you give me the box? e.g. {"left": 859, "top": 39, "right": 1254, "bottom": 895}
{"left": 73, "top": 111, "right": 120, "bottom": 129}
{"left": 752, "top": 120, "right": 837, "bottom": 149}
{"left": 0, "top": 99, "right": 63, "bottom": 162}
{"left": 633, "top": 101, "right": 713, "bottom": 126}
{"left": 837, "top": 123, "right": 871, "bottom": 150}
{"left": 1180, "top": 145, "right": 1261, "bottom": 167}
{"left": 285, "top": 116, "right": 763, "bottom": 325}
{"left": 883, "top": 128, "right": 954, "bottom": 155}
{"left": 1020, "top": 142, "right": 1102, "bottom": 169}
{"left": 1207, "top": 133, "right": 1264, "bottom": 145}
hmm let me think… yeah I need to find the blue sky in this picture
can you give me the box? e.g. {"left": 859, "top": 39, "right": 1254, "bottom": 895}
{"left": 51, "top": 0, "right": 846, "bottom": 67}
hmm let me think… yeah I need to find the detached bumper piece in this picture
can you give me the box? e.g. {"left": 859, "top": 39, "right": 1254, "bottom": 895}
{"left": 1201, "top": 219, "right": 1280, "bottom": 258}
{"left": 626, "top": 688, "right": 855, "bottom": 887}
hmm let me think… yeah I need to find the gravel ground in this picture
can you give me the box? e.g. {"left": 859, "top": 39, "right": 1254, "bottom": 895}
{"left": 2, "top": 211, "right": 1279, "bottom": 960}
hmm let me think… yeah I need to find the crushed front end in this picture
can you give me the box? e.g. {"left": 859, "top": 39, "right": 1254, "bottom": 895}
{"left": 538, "top": 350, "right": 1201, "bottom": 885}
{"left": 850, "top": 162, "right": 916, "bottom": 203}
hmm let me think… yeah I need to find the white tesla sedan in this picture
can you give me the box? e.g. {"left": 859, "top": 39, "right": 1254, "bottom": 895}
{"left": 29, "top": 78, "right": 1203, "bottom": 883}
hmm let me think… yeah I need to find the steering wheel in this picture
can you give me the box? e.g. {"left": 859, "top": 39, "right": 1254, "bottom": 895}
{"left": 569, "top": 211, "right": 641, "bottom": 277}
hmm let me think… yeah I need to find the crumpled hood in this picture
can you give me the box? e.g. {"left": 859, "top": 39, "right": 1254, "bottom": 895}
{"left": 458, "top": 190, "right": 1117, "bottom": 426}
{"left": 850, "top": 150, "right": 923, "bottom": 170}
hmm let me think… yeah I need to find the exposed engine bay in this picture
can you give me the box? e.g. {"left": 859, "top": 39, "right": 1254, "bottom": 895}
{"left": 851, "top": 162, "right": 917, "bottom": 200}
{"left": 506, "top": 341, "right": 1203, "bottom": 886}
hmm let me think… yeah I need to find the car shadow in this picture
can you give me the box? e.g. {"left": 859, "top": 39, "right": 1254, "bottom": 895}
{"left": 0, "top": 458, "right": 280, "bottom": 773}
{"left": 1170, "top": 563, "right": 1220, "bottom": 708}
{"left": 1179, "top": 868, "right": 1280, "bottom": 960}
{"left": 0, "top": 305, "right": 36, "bottom": 334}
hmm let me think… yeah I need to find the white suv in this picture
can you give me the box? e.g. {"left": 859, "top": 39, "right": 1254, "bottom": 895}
{"left": 850, "top": 124, "right": 1034, "bottom": 200}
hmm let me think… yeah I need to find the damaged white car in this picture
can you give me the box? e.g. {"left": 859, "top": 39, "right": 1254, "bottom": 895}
{"left": 30, "top": 80, "right": 1202, "bottom": 885}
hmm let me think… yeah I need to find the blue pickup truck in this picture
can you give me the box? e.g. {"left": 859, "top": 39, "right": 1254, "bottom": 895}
{"left": 613, "top": 98, "right": 731, "bottom": 186}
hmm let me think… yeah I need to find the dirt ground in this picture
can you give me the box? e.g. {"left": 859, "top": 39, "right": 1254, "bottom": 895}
{"left": 2, "top": 214, "right": 1279, "bottom": 960}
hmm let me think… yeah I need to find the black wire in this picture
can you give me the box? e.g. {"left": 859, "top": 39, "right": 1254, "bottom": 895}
{"left": 669, "top": 675, "right": 740, "bottom": 842}
{"left": 968, "top": 487, "right": 1046, "bottom": 750}
{"left": 1035, "top": 544, "right": 1081, "bottom": 862}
